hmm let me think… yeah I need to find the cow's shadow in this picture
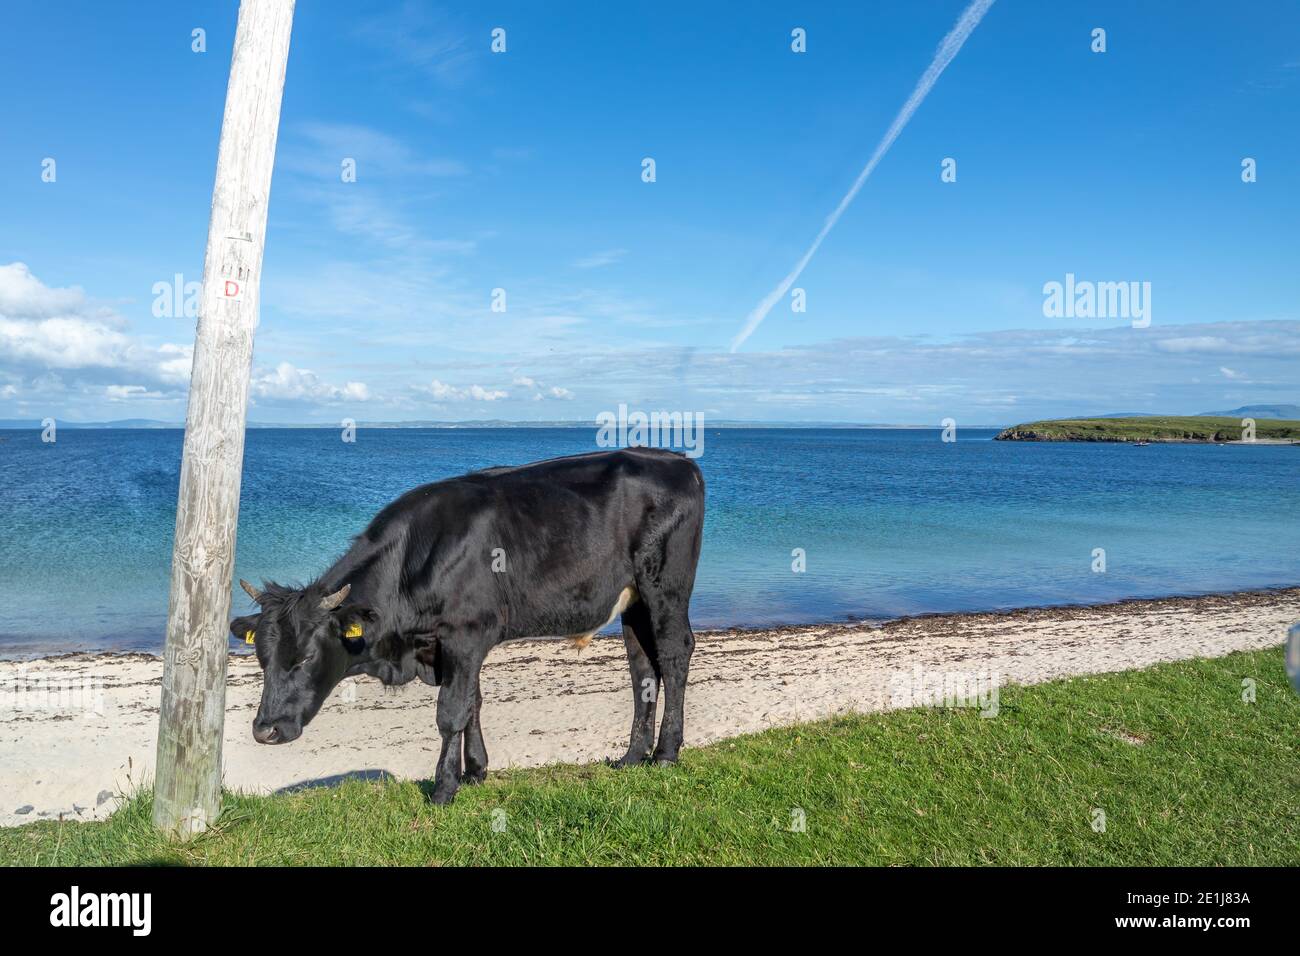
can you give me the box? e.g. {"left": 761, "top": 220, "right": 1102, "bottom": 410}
{"left": 274, "top": 769, "right": 395, "bottom": 794}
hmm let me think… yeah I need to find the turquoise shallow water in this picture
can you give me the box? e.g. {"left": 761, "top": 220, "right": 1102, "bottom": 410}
{"left": 0, "top": 426, "right": 1297, "bottom": 657}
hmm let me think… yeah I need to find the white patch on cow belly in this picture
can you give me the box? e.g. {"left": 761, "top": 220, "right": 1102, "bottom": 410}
{"left": 567, "top": 585, "right": 639, "bottom": 650}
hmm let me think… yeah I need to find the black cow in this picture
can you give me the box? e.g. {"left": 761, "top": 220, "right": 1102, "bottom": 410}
{"left": 229, "top": 447, "right": 704, "bottom": 804}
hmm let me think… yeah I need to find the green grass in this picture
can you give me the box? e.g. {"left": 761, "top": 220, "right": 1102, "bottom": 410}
{"left": 996, "top": 415, "right": 1300, "bottom": 443}
{"left": 4, "top": 648, "right": 1297, "bottom": 865}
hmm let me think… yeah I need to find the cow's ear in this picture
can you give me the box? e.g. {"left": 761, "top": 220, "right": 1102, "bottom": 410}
{"left": 334, "top": 605, "right": 378, "bottom": 654}
{"left": 335, "top": 605, "right": 379, "bottom": 629}
{"left": 230, "top": 614, "right": 260, "bottom": 646}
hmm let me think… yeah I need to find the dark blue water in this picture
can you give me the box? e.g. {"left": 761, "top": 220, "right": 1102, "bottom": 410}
{"left": 1, "top": 427, "right": 1297, "bottom": 657}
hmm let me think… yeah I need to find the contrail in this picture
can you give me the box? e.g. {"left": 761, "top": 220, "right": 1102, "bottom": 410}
{"left": 730, "top": 0, "right": 996, "bottom": 353}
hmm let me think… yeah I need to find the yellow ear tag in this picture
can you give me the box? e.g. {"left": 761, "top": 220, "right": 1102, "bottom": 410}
{"left": 244, "top": 630, "right": 255, "bottom": 645}
{"left": 344, "top": 623, "right": 364, "bottom": 639}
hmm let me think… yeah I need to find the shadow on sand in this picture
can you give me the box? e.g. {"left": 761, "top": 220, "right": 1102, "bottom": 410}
{"left": 275, "top": 769, "right": 396, "bottom": 794}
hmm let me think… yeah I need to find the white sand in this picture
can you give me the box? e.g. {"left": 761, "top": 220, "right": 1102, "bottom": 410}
{"left": 1, "top": 588, "right": 1295, "bottom": 828}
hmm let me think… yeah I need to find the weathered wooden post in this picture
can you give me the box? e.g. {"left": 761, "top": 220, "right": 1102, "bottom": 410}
{"left": 153, "top": 0, "right": 296, "bottom": 838}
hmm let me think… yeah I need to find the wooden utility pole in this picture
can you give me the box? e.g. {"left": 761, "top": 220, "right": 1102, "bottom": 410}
{"left": 154, "top": 0, "right": 295, "bottom": 839}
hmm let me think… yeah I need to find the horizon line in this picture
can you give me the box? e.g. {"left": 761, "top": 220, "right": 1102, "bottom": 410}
{"left": 0, "top": 418, "right": 1015, "bottom": 429}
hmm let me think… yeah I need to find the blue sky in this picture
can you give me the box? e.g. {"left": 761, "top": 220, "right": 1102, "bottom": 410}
{"left": 1, "top": 0, "right": 1297, "bottom": 424}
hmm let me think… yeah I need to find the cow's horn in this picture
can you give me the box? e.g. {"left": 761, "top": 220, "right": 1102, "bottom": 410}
{"left": 240, "top": 579, "right": 264, "bottom": 603}
{"left": 319, "top": 583, "right": 351, "bottom": 611}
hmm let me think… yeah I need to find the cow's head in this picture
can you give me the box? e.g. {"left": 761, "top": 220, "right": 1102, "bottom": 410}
{"left": 232, "top": 578, "right": 378, "bottom": 744}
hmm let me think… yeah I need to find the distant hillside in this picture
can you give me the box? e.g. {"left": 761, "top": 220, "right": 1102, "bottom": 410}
{"left": 1083, "top": 412, "right": 1160, "bottom": 419}
{"left": 1197, "top": 404, "right": 1300, "bottom": 420}
{"left": 0, "top": 418, "right": 178, "bottom": 429}
{"left": 996, "top": 416, "right": 1300, "bottom": 444}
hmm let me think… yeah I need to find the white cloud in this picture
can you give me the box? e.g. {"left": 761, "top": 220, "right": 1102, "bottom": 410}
{"left": 0, "top": 314, "right": 135, "bottom": 369}
{"left": 250, "top": 362, "right": 370, "bottom": 404}
{"left": 155, "top": 343, "right": 194, "bottom": 385}
{"left": 0, "top": 262, "right": 88, "bottom": 318}
{"left": 1156, "top": 336, "right": 1231, "bottom": 353}
{"left": 284, "top": 122, "right": 468, "bottom": 181}
{"left": 489, "top": 320, "right": 1300, "bottom": 422}
{"left": 573, "top": 249, "right": 627, "bottom": 269}
{"left": 308, "top": 188, "right": 477, "bottom": 254}
{"left": 355, "top": 5, "right": 477, "bottom": 87}
{"left": 424, "top": 379, "right": 460, "bottom": 401}
{"left": 0, "top": 262, "right": 189, "bottom": 384}
{"left": 0, "top": 264, "right": 373, "bottom": 416}
{"left": 276, "top": 122, "right": 477, "bottom": 268}
{"left": 505, "top": 372, "right": 574, "bottom": 402}
{"left": 105, "top": 384, "right": 166, "bottom": 401}
{"left": 5, "top": 259, "right": 1296, "bottom": 425}
{"left": 417, "top": 379, "right": 508, "bottom": 402}
{"left": 468, "top": 384, "right": 507, "bottom": 401}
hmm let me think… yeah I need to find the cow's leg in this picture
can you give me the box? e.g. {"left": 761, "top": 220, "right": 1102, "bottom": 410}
{"left": 647, "top": 606, "right": 694, "bottom": 765}
{"left": 461, "top": 674, "right": 488, "bottom": 785}
{"left": 610, "top": 601, "right": 659, "bottom": 767}
{"left": 634, "top": 511, "right": 700, "bottom": 767}
{"left": 430, "top": 642, "right": 485, "bottom": 805}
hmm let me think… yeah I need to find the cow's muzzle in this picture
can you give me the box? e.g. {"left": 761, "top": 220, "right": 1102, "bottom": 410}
{"left": 252, "top": 718, "right": 300, "bottom": 745}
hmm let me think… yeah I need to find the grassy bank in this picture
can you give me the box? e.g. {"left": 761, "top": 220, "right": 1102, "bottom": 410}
{"left": 3, "top": 648, "right": 1297, "bottom": 866}
{"left": 995, "top": 415, "right": 1300, "bottom": 443}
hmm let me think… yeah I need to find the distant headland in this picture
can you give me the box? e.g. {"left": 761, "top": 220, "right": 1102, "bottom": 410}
{"left": 995, "top": 415, "right": 1300, "bottom": 444}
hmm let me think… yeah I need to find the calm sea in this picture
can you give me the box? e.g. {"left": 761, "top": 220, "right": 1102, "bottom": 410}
{"left": 1, "top": 427, "right": 1297, "bottom": 657}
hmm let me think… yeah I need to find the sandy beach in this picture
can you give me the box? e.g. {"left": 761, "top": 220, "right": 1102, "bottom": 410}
{"left": 2, "top": 587, "right": 1295, "bottom": 829}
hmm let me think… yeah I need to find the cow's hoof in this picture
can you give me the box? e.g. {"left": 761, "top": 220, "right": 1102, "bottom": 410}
{"left": 652, "top": 755, "right": 679, "bottom": 767}
{"left": 428, "top": 783, "right": 459, "bottom": 805}
{"left": 460, "top": 769, "right": 487, "bottom": 786}
{"left": 606, "top": 753, "right": 651, "bottom": 769}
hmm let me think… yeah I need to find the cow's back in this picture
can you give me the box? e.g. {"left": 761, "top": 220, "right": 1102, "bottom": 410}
{"left": 387, "top": 449, "right": 699, "bottom": 640}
